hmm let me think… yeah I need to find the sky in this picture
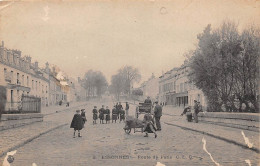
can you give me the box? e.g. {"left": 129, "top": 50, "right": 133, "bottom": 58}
{"left": 0, "top": 0, "right": 259, "bottom": 87}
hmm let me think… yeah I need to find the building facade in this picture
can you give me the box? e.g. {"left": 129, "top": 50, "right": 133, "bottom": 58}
{"left": 139, "top": 73, "right": 159, "bottom": 101}
{"left": 158, "top": 61, "right": 207, "bottom": 108}
{"left": 0, "top": 42, "right": 49, "bottom": 111}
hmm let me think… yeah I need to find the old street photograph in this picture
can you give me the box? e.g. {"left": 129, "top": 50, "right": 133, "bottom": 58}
{"left": 0, "top": 0, "right": 259, "bottom": 166}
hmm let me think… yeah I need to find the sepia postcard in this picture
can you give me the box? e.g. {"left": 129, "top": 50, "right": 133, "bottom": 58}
{"left": 0, "top": 0, "right": 259, "bottom": 165}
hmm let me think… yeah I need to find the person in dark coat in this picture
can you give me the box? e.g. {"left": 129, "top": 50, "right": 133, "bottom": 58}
{"left": 154, "top": 101, "right": 162, "bottom": 131}
{"left": 70, "top": 110, "right": 84, "bottom": 138}
{"left": 81, "top": 109, "right": 87, "bottom": 124}
{"left": 125, "top": 102, "right": 129, "bottom": 116}
{"left": 93, "top": 106, "right": 98, "bottom": 125}
{"left": 112, "top": 105, "right": 118, "bottom": 123}
{"left": 116, "top": 103, "right": 121, "bottom": 119}
{"left": 143, "top": 112, "right": 157, "bottom": 138}
{"left": 105, "top": 106, "right": 111, "bottom": 124}
{"left": 144, "top": 96, "right": 152, "bottom": 104}
{"left": 99, "top": 105, "right": 105, "bottom": 124}
{"left": 119, "top": 109, "right": 125, "bottom": 122}
{"left": 193, "top": 101, "right": 202, "bottom": 123}
{"left": 181, "top": 106, "right": 192, "bottom": 122}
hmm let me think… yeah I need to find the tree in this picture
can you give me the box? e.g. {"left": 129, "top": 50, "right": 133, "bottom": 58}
{"left": 118, "top": 66, "right": 141, "bottom": 94}
{"left": 188, "top": 21, "right": 260, "bottom": 112}
{"left": 110, "top": 73, "right": 125, "bottom": 100}
{"left": 82, "top": 70, "right": 108, "bottom": 98}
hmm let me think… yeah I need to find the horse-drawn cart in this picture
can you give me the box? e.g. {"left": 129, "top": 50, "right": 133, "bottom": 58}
{"left": 135, "top": 103, "right": 152, "bottom": 118}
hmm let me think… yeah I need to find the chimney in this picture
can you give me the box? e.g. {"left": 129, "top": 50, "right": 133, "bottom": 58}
{"left": 2, "top": 41, "right": 4, "bottom": 47}
{"left": 26, "top": 56, "right": 31, "bottom": 63}
{"left": 45, "top": 62, "right": 50, "bottom": 73}
{"left": 35, "top": 61, "right": 38, "bottom": 70}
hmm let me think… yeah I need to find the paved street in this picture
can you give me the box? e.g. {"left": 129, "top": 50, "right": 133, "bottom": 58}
{"left": 1, "top": 100, "right": 259, "bottom": 166}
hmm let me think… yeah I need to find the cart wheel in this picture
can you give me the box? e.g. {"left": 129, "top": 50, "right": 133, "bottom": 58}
{"left": 125, "top": 128, "right": 131, "bottom": 134}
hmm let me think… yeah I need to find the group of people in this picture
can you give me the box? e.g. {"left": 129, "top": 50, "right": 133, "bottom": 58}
{"left": 181, "top": 100, "right": 202, "bottom": 123}
{"left": 92, "top": 102, "right": 130, "bottom": 124}
{"left": 70, "top": 97, "right": 164, "bottom": 139}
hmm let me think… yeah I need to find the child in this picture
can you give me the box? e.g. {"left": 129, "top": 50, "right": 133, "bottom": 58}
{"left": 119, "top": 109, "right": 125, "bottom": 122}
{"left": 112, "top": 105, "right": 118, "bottom": 123}
{"left": 70, "top": 110, "right": 84, "bottom": 138}
{"left": 105, "top": 106, "right": 111, "bottom": 124}
{"left": 93, "top": 106, "right": 98, "bottom": 125}
{"left": 99, "top": 105, "right": 105, "bottom": 124}
{"left": 81, "top": 109, "right": 87, "bottom": 124}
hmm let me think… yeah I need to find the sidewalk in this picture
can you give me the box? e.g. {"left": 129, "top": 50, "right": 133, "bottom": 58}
{"left": 0, "top": 101, "right": 88, "bottom": 158}
{"left": 41, "top": 101, "right": 88, "bottom": 115}
{"left": 162, "top": 106, "right": 260, "bottom": 153}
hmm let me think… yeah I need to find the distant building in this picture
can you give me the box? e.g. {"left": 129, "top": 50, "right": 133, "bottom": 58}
{"left": 139, "top": 73, "right": 159, "bottom": 101}
{"left": 158, "top": 61, "right": 207, "bottom": 108}
{"left": 0, "top": 41, "right": 88, "bottom": 111}
{"left": 0, "top": 41, "right": 49, "bottom": 111}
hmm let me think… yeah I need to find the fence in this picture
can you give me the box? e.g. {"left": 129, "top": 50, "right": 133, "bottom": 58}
{"left": 21, "top": 95, "right": 41, "bottom": 113}
{"left": 4, "top": 95, "right": 41, "bottom": 113}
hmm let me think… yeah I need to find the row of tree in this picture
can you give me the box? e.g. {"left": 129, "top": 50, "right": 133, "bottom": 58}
{"left": 81, "top": 70, "right": 108, "bottom": 98}
{"left": 109, "top": 66, "right": 141, "bottom": 100}
{"left": 81, "top": 66, "right": 141, "bottom": 100}
{"left": 188, "top": 21, "right": 259, "bottom": 112}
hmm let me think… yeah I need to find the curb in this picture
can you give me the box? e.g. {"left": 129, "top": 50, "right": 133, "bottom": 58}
{"left": 164, "top": 122, "right": 260, "bottom": 154}
{"left": 43, "top": 103, "right": 88, "bottom": 116}
{"left": 0, "top": 123, "right": 68, "bottom": 158}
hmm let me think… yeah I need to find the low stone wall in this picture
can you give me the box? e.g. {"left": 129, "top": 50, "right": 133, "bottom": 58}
{"left": 198, "top": 112, "right": 260, "bottom": 132}
{"left": 0, "top": 113, "right": 43, "bottom": 131}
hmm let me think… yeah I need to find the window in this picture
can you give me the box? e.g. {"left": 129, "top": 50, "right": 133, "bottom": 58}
{"left": 11, "top": 90, "right": 14, "bottom": 107}
{"left": 36, "top": 81, "right": 38, "bottom": 90}
{"left": 11, "top": 71, "right": 13, "bottom": 83}
{"left": 17, "top": 73, "right": 20, "bottom": 84}
{"left": 4, "top": 68, "right": 7, "bottom": 76}
{"left": 32, "top": 80, "right": 34, "bottom": 89}
{"left": 27, "top": 76, "right": 29, "bottom": 86}
{"left": 22, "top": 75, "right": 24, "bottom": 85}
{"left": 180, "top": 83, "right": 183, "bottom": 92}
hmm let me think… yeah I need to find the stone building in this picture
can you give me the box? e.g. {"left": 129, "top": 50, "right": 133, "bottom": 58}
{"left": 158, "top": 61, "right": 207, "bottom": 108}
{"left": 0, "top": 41, "right": 49, "bottom": 111}
{"left": 139, "top": 73, "right": 159, "bottom": 101}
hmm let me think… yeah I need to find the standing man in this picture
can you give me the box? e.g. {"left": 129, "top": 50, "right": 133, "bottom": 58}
{"left": 154, "top": 101, "right": 162, "bottom": 131}
{"left": 125, "top": 102, "right": 129, "bottom": 116}
{"left": 144, "top": 96, "right": 152, "bottom": 104}
{"left": 112, "top": 105, "right": 118, "bottom": 123}
{"left": 193, "top": 100, "right": 201, "bottom": 123}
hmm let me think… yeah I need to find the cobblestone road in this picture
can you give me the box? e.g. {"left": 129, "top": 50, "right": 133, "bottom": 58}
{"left": 1, "top": 101, "right": 259, "bottom": 166}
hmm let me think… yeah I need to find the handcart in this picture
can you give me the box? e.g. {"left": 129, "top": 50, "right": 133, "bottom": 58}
{"left": 123, "top": 116, "right": 144, "bottom": 134}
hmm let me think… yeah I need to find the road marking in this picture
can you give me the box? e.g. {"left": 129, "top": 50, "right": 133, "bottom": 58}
{"left": 156, "top": 161, "right": 166, "bottom": 166}
{"left": 241, "top": 131, "right": 253, "bottom": 148}
{"left": 202, "top": 137, "right": 222, "bottom": 166}
{"left": 245, "top": 159, "right": 251, "bottom": 166}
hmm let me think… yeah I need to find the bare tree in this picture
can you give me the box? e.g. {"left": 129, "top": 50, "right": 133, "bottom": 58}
{"left": 118, "top": 66, "right": 141, "bottom": 95}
